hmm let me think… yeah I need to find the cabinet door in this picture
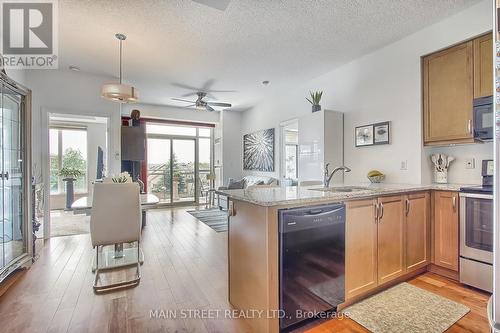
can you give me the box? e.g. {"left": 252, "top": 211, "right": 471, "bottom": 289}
{"left": 433, "top": 191, "right": 459, "bottom": 271}
{"left": 423, "top": 41, "right": 474, "bottom": 144}
{"left": 405, "top": 192, "right": 430, "bottom": 272}
{"left": 377, "top": 195, "right": 405, "bottom": 285}
{"left": 345, "top": 199, "right": 378, "bottom": 299}
{"left": 473, "top": 33, "right": 493, "bottom": 98}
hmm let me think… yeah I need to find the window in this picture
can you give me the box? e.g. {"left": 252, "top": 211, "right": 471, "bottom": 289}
{"left": 146, "top": 123, "right": 197, "bottom": 136}
{"left": 285, "top": 144, "right": 298, "bottom": 179}
{"left": 49, "top": 128, "right": 88, "bottom": 194}
{"left": 284, "top": 129, "right": 298, "bottom": 180}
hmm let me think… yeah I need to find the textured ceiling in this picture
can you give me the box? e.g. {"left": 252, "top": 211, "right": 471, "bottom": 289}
{"left": 58, "top": 0, "right": 481, "bottom": 110}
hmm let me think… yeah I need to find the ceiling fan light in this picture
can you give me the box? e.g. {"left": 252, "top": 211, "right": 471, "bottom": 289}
{"left": 101, "top": 83, "right": 139, "bottom": 103}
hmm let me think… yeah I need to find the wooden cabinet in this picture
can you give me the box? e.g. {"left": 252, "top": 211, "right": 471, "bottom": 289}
{"left": 346, "top": 195, "right": 406, "bottom": 299}
{"left": 432, "top": 191, "right": 459, "bottom": 271}
{"left": 423, "top": 41, "right": 474, "bottom": 145}
{"left": 345, "top": 199, "right": 378, "bottom": 299}
{"left": 377, "top": 195, "right": 405, "bottom": 284}
{"left": 423, "top": 32, "right": 492, "bottom": 146}
{"left": 474, "top": 33, "right": 493, "bottom": 98}
{"left": 405, "top": 192, "right": 431, "bottom": 271}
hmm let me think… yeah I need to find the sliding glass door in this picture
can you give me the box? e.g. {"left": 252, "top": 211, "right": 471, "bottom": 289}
{"left": 146, "top": 123, "right": 212, "bottom": 205}
{"left": 172, "top": 139, "right": 196, "bottom": 204}
{"left": 147, "top": 138, "right": 172, "bottom": 203}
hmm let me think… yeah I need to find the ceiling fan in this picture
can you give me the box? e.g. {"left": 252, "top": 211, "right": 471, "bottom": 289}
{"left": 172, "top": 92, "right": 232, "bottom": 112}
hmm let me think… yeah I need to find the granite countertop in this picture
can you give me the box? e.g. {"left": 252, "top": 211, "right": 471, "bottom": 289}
{"left": 216, "top": 183, "right": 474, "bottom": 207}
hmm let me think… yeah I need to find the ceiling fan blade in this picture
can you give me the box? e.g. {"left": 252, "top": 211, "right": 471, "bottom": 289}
{"left": 205, "top": 89, "right": 236, "bottom": 93}
{"left": 206, "top": 104, "right": 215, "bottom": 112}
{"left": 207, "top": 102, "right": 232, "bottom": 107}
{"left": 184, "top": 104, "right": 196, "bottom": 108}
{"left": 171, "top": 82, "right": 201, "bottom": 91}
{"left": 201, "top": 79, "right": 215, "bottom": 91}
{"left": 172, "top": 98, "right": 196, "bottom": 103}
{"left": 181, "top": 92, "right": 199, "bottom": 97}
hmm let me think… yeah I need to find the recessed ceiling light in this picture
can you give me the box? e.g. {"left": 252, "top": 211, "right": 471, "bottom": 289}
{"left": 69, "top": 65, "right": 80, "bottom": 71}
{"left": 262, "top": 80, "right": 270, "bottom": 85}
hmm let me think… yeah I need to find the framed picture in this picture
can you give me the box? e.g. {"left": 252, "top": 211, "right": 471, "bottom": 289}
{"left": 243, "top": 128, "right": 275, "bottom": 171}
{"left": 355, "top": 125, "right": 374, "bottom": 147}
{"left": 373, "top": 121, "right": 390, "bottom": 145}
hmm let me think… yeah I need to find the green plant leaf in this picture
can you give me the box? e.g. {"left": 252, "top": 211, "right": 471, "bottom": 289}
{"left": 306, "top": 97, "right": 313, "bottom": 104}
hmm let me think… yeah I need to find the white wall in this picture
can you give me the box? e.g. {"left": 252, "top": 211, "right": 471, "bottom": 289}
{"left": 241, "top": 0, "right": 492, "bottom": 185}
{"left": 7, "top": 69, "right": 27, "bottom": 86}
{"left": 26, "top": 69, "right": 121, "bottom": 173}
{"left": 423, "top": 143, "right": 494, "bottom": 184}
{"left": 220, "top": 110, "right": 242, "bottom": 185}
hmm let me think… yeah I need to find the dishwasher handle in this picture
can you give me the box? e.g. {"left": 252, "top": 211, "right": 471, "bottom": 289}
{"left": 279, "top": 204, "right": 345, "bottom": 233}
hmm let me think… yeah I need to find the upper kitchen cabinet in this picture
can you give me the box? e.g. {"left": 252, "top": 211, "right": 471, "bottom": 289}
{"left": 423, "top": 33, "right": 492, "bottom": 146}
{"left": 423, "top": 41, "right": 474, "bottom": 145}
{"left": 473, "top": 33, "right": 493, "bottom": 99}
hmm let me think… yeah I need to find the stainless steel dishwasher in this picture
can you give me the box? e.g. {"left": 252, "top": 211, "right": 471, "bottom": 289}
{"left": 278, "top": 203, "right": 345, "bottom": 331}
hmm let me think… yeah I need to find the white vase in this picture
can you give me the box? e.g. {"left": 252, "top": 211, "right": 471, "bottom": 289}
{"left": 434, "top": 170, "right": 448, "bottom": 184}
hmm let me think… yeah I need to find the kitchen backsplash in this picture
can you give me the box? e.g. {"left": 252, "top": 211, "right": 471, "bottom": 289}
{"left": 422, "top": 142, "right": 493, "bottom": 185}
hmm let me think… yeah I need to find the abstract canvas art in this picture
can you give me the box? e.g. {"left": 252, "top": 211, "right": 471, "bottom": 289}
{"left": 243, "top": 128, "right": 275, "bottom": 171}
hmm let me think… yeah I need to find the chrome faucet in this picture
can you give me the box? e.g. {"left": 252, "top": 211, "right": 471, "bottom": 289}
{"left": 324, "top": 163, "right": 352, "bottom": 187}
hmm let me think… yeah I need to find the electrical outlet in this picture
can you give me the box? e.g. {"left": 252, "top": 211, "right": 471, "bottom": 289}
{"left": 465, "top": 158, "right": 475, "bottom": 169}
{"left": 400, "top": 160, "right": 408, "bottom": 170}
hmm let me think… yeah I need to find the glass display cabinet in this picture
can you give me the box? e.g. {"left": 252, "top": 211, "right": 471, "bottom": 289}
{"left": 0, "top": 73, "right": 32, "bottom": 283}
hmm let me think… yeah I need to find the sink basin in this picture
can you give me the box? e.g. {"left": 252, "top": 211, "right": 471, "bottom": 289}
{"left": 310, "top": 186, "right": 374, "bottom": 193}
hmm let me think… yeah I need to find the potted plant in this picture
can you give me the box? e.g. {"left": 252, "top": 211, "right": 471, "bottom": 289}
{"left": 58, "top": 167, "right": 84, "bottom": 210}
{"left": 306, "top": 91, "right": 323, "bottom": 112}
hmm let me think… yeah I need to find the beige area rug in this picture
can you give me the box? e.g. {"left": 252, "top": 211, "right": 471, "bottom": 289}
{"left": 343, "top": 283, "right": 469, "bottom": 333}
{"left": 50, "top": 210, "right": 90, "bottom": 237}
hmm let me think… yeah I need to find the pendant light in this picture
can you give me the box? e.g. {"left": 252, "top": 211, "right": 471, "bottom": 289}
{"left": 101, "top": 33, "right": 139, "bottom": 103}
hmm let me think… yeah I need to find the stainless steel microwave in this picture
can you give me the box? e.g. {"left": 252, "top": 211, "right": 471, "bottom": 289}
{"left": 473, "top": 95, "right": 493, "bottom": 141}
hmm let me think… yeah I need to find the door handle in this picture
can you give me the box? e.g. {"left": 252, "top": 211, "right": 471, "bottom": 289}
{"left": 374, "top": 202, "right": 379, "bottom": 223}
{"left": 467, "top": 119, "right": 472, "bottom": 135}
{"left": 452, "top": 196, "right": 456, "bottom": 212}
{"left": 405, "top": 199, "right": 410, "bottom": 216}
{"left": 379, "top": 203, "right": 384, "bottom": 220}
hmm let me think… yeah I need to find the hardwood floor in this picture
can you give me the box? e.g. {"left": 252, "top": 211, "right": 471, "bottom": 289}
{"left": 0, "top": 208, "right": 490, "bottom": 333}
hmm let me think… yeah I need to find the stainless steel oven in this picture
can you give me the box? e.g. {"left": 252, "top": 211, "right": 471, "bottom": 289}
{"left": 459, "top": 191, "right": 493, "bottom": 292}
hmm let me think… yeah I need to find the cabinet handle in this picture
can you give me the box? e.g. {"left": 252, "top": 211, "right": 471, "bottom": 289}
{"left": 467, "top": 119, "right": 472, "bottom": 135}
{"left": 379, "top": 203, "right": 384, "bottom": 220}
{"left": 228, "top": 201, "right": 236, "bottom": 217}
{"left": 405, "top": 199, "right": 410, "bottom": 216}
{"left": 374, "top": 202, "right": 379, "bottom": 222}
{"left": 452, "top": 196, "right": 456, "bottom": 212}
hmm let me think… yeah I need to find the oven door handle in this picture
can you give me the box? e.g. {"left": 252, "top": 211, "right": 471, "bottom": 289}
{"left": 459, "top": 193, "right": 493, "bottom": 200}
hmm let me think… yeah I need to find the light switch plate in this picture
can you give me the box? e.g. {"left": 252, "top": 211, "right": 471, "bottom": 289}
{"left": 465, "top": 158, "right": 475, "bottom": 169}
{"left": 400, "top": 160, "right": 408, "bottom": 170}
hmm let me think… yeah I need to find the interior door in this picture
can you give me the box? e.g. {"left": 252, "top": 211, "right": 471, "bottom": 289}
{"left": 1, "top": 84, "right": 25, "bottom": 270}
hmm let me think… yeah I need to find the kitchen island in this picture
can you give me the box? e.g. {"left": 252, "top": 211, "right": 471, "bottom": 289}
{"left": 217, "top": 183, "right": 468, "bottom": 333}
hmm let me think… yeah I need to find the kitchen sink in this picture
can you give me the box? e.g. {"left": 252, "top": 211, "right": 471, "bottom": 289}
{"left": 310, "top": 186, "right": 374, "bottom": 193}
